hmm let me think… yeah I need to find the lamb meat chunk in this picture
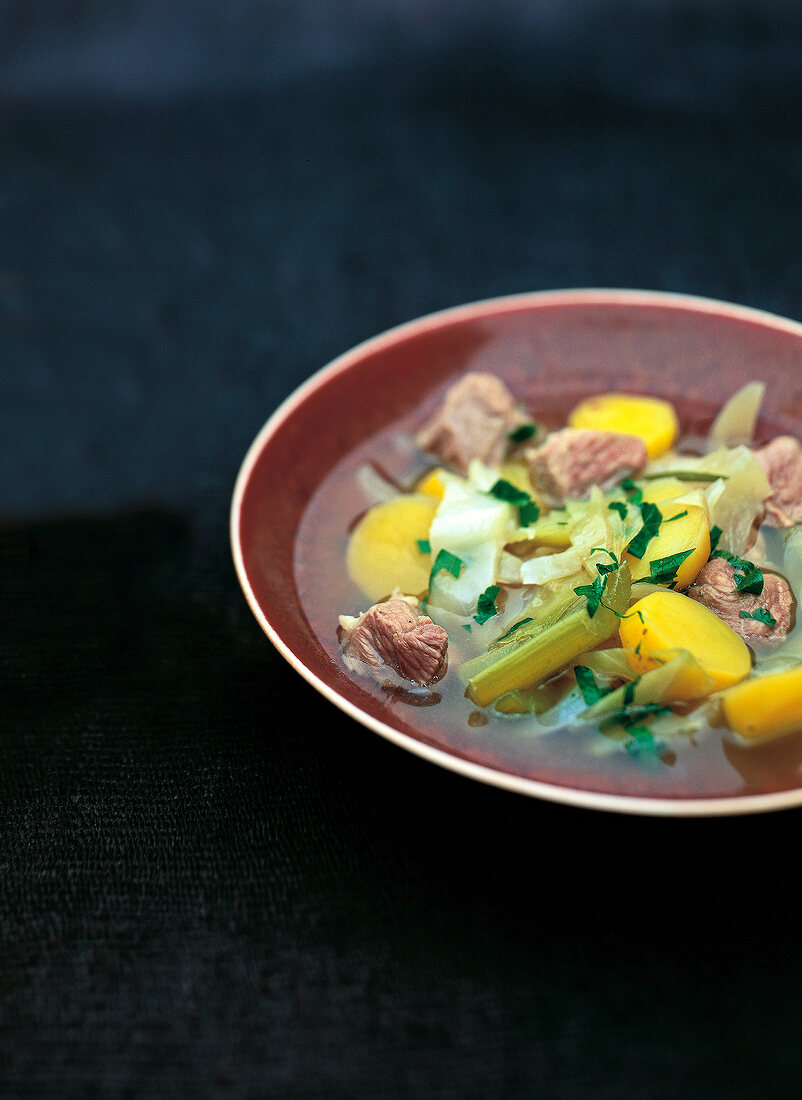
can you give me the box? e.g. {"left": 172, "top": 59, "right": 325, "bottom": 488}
{"left": 340, "top": 596, "right": 448, "bottom": 686}
{"left": 527, "top": 428, "right": 647, "bottom": 504}
{"left": 753, "top": 436, "right": 802, "bottom": 527}
{"left": 415, "top": 372, "right": 529, "bottom": 474}
{"left": 687, "top": 557, "right": 794, "bottom": 646}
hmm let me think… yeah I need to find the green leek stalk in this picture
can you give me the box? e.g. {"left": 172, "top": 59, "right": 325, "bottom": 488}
{"left": 466, "top": 564, "right": 631, "bottom": 707}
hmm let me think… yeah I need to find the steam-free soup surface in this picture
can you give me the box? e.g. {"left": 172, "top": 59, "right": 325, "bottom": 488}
{"left": 294, "top": 395, "right": 802, "bottom": 800}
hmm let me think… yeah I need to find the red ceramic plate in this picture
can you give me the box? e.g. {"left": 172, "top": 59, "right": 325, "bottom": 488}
{"left": 231, "top": 289, "right": 802, "bottom": 816}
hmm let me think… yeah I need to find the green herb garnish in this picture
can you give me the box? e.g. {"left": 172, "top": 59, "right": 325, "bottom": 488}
{"left": 649, "top": 549, "right": 694, "bottom": 586}
{"left": 739, "top": 607, "right": 777, "bottom": 627}
{"left": 712, "top": 549, "right": 764, "bottom": 595}
{"left": 495, "top": 617, "right": 534, "bottom": 643}
{"left": 489, "top": 479, "right": 530, "bottom": 505}
{"left": 608, "top": 501, "right": 629, "bottom": 520}
{"left": 573, "top": 573, "right": 607, "bottom": 618}
{"left": 623, "top": 677, "right": 640, "bottom": 705}
{"left": 600, "top": 702, "right": 673, "bottom": 730}
{"left": 488, "top": 479, "right": 540, "bottom": 528}
{"left": 709, "top": 525, "right": 723, "bottom": 554}
{"left": 620, "top": 477, "right": 644, "bottom": 506}
{"left": 574, "top": 666, "right": 614, "bottom": 706}
{"left": 591, "top": 548, "right": 620, "bottom": 576}
{"left": 663, "top": 510, "right": 688, "bottom": 524}
{"left": 518, "top": 500, "right": 540, "bottom": 527}
{"left": 625, "top": 725, "right": 660, "bottom": 759}
{"left": 474, "top": 585, "right": 501, "bottom": 625}
{"left": 507, "top": 422, "right": 538, "bottom": 444}
{"left": 627, "top": 501, "right": 663, "bottom": 560}
{"left": 416, "top": 538, "right": 431, "bottom": 554}
{"left": 429, "top": 549, "right": 463, "bottom": 583}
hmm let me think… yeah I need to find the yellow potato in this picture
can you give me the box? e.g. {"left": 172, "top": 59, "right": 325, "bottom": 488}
{"left": 346, "top": 495, "right": 437, "bottom": 601}
{"left": 568, "top": 393, "right": 678, "bottom": 458}
{"left": 416, "top": 467, "right": 447, "bottom": 501}
{"left": 624, "top": 501, "right": 710, "bottom": 590}
{"left": 721, "top": 667, "right": 802, "bottom": 743}
{"left": 497, "top": 460, "right": 536, "bottom": 497}
{"left": 638, "top": 477, "right": 690, "bottom": 504}
{"left": 620, "top": 590, "right": 752, "bottom": 694}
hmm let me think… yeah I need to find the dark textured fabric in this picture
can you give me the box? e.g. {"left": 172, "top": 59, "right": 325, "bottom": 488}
{"left": 3, "top": 3, "right": 802, "bottom": 1097}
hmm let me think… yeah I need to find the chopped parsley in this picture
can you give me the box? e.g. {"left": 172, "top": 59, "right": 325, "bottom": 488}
{"left": 518, "top": 500, "right": 540, "bottom": 526}
{"left": 623, "top": 677, "right": 640, "bottom": 705}
{"left": 416, "top": 538, "right": 431, "bottom": 554}
{"left": 663, "top": 510, "right": 688, "bottom": 524}
{"left": 474, "top": 585, "right": 501, "bottom": 625}
{"left": 489, "top": 479, "right": 530, "bottom": 505}
{"left": 600, "top": 702, "right": 673, "bottom": 730}
{"left": 573, "top": 573, "right": 607, "bottom": 618}
{"left": 495, "top": 617, "right": 534, "bottom": 643}
{"left": 649, "top": 549, "right": 694, "bottom": 586}
{"left": 627, "top": 501, "right": 663, "bottom": 559}
{"left": 591, "top": 547, "right": 619, "bottom": 566}
{"left": 429, "top": 549, "right": 463, "bottom": 583}
{"left": 739, "top": 607, "right": 777, "bottom": 627}
{"left": 625, "top": 725, "right": 660, "bottom": 759}
{"left": 732, "top": 562, "right": 765, "bottom": 596}
{"left": 608, "top": 501, "right": 629, "bottom": 520}
{"left": 507, "top": 422, "right": 538, "bottom": 444}
{"left": 599, "top": 702, "right": 672, "bottom": 761}
{"left": 620, "top": 477, "right": 644, "bottom": 506}
{"left": 591, "top": 548, "right": 620, "bottom": 575}
{"left": 711, "top": 548, "right": 764, "bottom": 595}
{"left": 487, "top": 478, "right": 539, "bottom": 527}
{"left": 574, "top": 666, "right": 614, "bottom": 706}
{"left": 709, "top": 525, "right": 723, "bottom": 553}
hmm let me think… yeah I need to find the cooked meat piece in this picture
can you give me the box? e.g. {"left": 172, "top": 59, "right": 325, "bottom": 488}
{"left": 687, "top": 557, "right": 794, "bottom": 646}
{"left": 527, "top": 428, "right": 647, "bottom": 504}
{"left": 415, "top": 372, "right": 528, "bottom": 474}
{"left": 753, "top": 436, "right": 802, "bottom": 527}
{"left": 340, "top": 596, "right": 448, "bottom": 686}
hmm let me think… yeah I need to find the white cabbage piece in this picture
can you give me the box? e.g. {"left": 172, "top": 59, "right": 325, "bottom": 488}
{"left": 709, "top": 381, "right": 766, "bottom": 448}
{"left": 647, "top": 445, "right": 770, "bottom": 555}
{"left": 506, "top": 488, "right": 639, "bottom": 591}
{"left": 519, "top": 547, "right": 582, "bottom": 585}
{"left": 427, "top": 470, "right": 516, "bottom": 617}
{"left": 567, "top": 487, "right": 641, "bottom": 575}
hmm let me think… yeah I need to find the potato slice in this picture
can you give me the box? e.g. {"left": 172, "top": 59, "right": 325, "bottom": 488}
{"left": 620, "top": 589, "right": 752, "bottom": 694}
{"left": 624, "top": 500, "right": 710, "bottom": 590}
{"left": 720, "top": 666, "right": 802, "bottom": 743}
{"left": 638, "top": 477, "right": 690, "bottom": 504}
{"left": 347, "top": 495, "right": 437, "bottom": 601}
{"left": 416, "top": 467, "right": 447, "bottom": 501}
{"left": 568, "top": 393, "right": 678, "bottom": 458}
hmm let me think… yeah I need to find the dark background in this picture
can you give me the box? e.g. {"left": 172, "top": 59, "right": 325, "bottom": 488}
{"left": 3, "top": 2, "right": 802, "bottom": 1096}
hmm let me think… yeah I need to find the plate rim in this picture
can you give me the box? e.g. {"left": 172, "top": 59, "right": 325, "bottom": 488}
{"left": 231, "top": 287, "right": 802, "bottom": 817}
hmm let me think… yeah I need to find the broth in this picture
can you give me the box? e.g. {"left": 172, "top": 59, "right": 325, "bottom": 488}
{"left": 294, "top": 394, "right": 802, "bottom": 800}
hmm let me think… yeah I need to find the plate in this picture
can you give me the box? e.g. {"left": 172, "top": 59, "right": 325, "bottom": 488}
{"left": 231, "top": 289, "right": 802, "bottom": 816}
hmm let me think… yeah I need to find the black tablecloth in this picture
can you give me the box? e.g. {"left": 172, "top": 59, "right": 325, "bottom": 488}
{"left": 3, "top": 3, "right": 802, "bottom": 1096}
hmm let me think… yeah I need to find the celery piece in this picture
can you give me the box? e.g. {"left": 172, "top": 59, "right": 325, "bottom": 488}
{"left": 458, "top": 587, "right": 584, "bottom": 687}
{"left": 466, "top": 565, "right": 631, "bottom": 707}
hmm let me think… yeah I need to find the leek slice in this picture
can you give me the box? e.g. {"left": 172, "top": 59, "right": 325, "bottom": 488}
{"left": 465, "top": 565, "right": 631, "bottom": 707}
